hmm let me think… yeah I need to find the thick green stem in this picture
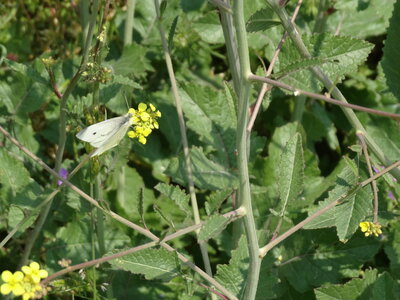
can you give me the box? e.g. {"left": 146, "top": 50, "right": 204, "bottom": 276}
{"left": 233, "top": 0, "right": 261, "bottom": 299}
{"left": 268, "top": 1, "right": 400, "bottom": 180}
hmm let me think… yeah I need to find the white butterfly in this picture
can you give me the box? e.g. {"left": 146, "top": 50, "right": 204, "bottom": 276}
{"left": 76, "top": 113, "right": 133, "bottom": 157}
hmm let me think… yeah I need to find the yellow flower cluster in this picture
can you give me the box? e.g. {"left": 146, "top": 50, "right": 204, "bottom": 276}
{"left": 359, "top": 221, "right": 382, "bottom": 237}
{"left": 127, "top": 103, "right": 161, "bottom": 144}
{"left": 1, "top": 262, "right": 48, "bottom": 300}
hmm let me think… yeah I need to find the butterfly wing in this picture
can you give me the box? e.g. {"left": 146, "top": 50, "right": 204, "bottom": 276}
{"left": 76, "top": 115, "right": 131, "bottom": 148}
{"left": 91, "top": 121, "right": 131, "bottom": 156}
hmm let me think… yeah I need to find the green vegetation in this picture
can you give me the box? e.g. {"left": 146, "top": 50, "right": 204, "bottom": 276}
{"left": 1, "top": 0, "right": 400, "bottom": 299}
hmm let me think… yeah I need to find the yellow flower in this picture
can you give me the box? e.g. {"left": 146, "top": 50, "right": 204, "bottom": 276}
{"left": 1, "top": 270, "right": 25, "bottom": 296}
{"left": 359, "top": 221, "right": 382, "bottom": 237}
{"left": 22, "top": 262, "right": 48, "bottom": 283}
{"left": 127, "top": 103, "right": 161, "bottom": 144}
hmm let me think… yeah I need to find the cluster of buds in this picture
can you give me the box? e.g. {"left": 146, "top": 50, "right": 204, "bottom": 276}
{"left": 81, "top": 62, "right": 112, "bottom": 84}
{"left": 359, "top": 221, "right": 382, "bottom": 237}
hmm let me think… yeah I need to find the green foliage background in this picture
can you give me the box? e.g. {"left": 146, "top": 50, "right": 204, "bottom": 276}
{"left": 1, "top": 0, "right": 400, "bottom": 299}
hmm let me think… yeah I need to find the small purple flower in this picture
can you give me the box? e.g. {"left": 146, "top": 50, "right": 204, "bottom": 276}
{"left": 388, "top": 191, "right": 396, "bottom": 201}
{"left": 57, "top": 168, "right": 69, "bottom": 186}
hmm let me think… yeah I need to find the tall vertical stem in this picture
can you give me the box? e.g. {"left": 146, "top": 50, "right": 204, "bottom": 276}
{"left": 233, "top": 0, "right": 261, "bottom": 299}
{"left": 153, "top": 1, "right": 215, "bottom": 298}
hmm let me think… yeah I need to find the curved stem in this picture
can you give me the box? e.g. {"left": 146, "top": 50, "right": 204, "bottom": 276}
{"left": 233, "top": 0, "right": 261, "bottom": 299}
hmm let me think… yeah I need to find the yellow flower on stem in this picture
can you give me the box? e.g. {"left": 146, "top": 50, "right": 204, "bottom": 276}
{"left": 1, "top": 270, "right": 25, "bottom": 296}
{"left": 22, "top": 262, "right": 48, "bottom": 284}
{"left": 359, "top": 221, "right": 382, "bottom": 237}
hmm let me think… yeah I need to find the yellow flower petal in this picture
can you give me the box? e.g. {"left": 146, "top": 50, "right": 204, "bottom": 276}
{"left": 138, "top": 103, "right": 147, "bottom": 112}
{"left": 38, "top": 270, "right": 48, "bottom": 279}
{"left": 21, "top": 266, "right": 31, "bottom": 275}
{"left": 14, "top": 271, "right": 24, "bottom": 281}
{"left": 11, "top": 283, "right": 25, "bottom": 296}
{"left": 1, "top": 283, "right": 11, "bottom": 295}
{"left": 1, "top": 271, "right": 12, "bottom": 282}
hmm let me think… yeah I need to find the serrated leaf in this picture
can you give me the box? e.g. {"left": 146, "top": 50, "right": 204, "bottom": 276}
{"left": 112, "top": 74, "right": 141, "bottom": 89}
{"left": 165, "top": 147, "right": 238, "bottom": 190}
{"left": 335, "top": 185, "right": 373, "bottom": 242}
{"left": 110, "top": 248, "right": 180, "bottom": 281}
{"left": 304, "top": 160, "right": 359, "bottom": 230}
{"left": 155, "top": 183, "right": 191, "bottom": 215}
{"left": 198, "top": 214, "right": 230, "bottom": 242}
{"left": 0, "top": 149, "right": 31, "bottom": 195}
{"left": 278, "top": 33, "right": 373, "bottom": 93}
{"left": 168, "top": 16, "right": 179, "bottom": 51}
{"left": 315, "top": 270, "right": 399, "bottom": 300}
{"left": 107, "top": 44, "right": 153, "bottom": 79}
{"left": 180, "top": 84, "right": 237, "bottom": 167}
{"left": 314, "top": 269, "right": 378, "bottom": 300}
{"left": 154, "top": 203, "right": 175, "bottom": 230}
{"left": 332, "top": 0, "right": 395, "bottom": 38}
{"left": 277, "top": 133, "right": 304, "bottom": 216}
{"left": 215, "top": 236, "right": 249, "bottom": 298}
{"left": 246, "top": 7, "right": 281, "bottom": 33}
{"left": 205, "top": 189, "right": 232, "bottom": 216}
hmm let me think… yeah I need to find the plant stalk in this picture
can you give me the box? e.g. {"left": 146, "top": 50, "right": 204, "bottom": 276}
{"left": 233, "top": 0, "right": 261, "bottom": 299}
{"left": 153, "top": 0, "right": 215, "bottom": 296}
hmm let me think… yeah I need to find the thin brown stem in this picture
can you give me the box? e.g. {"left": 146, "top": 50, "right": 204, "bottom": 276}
{"left": 0, "top": 125, "right": 238, "bottom": 300}
{"left": 247, "top": 0, "right": 303, "bottom": 133}
{"left": 248, "top": 74, "right": 400, "bottom": 120}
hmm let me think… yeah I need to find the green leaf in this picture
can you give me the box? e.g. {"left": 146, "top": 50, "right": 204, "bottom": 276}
{"left": 107, "top": 44, "right": 153, "bottom": 79}
{"left": 198, "top": 214, "right": 230, "bottom": 243}
{"left": 280, "top": 236, "right": 381, "bottom": 293}
{"left": 192, "top": 12, "right": 224, "bottom": 44}
{"left": 278, "top": 33, "right": 373, "bottom": 93}
{"left": 205, "top": 189, "right": 232, "bottom": 216}
{"left": 155, "top": 183, "right": 191, "bottom": 216}
{"left": 168, "top": 16, "right": 179, "bottom": 51}
{"left": 115, "top": 166, "right": 144, "bottom": 217}
{"left": 366, "top": 118, "right": 400, "bottom": 162}
{"left": 381, "top": 0, "right": 400, "bottom": 99}
{"left": 315, "top": 270, "right": 400, "bottom": 300}
{"left": 314, "top": 269, "right": 378, "bottom": 300}
{"left": 0, "top": 149, "right": 31, "bottom": 195}
{"left": 331, "top": 0, "right": 396, "bottom": 38}
{"left": 335, "top": 185, "right": 373, "bottom": 242}
{"left": 180, "top": 0, "right": 205, "bottom": 12}
{"left": 165, "top": 147, "right": 238, "bottom": 190}
{"left": 277, "top": 133, "right": 304, "bottom": 216}
{"left": 48, "top": 220, "right": 130, "bottom": 266}
{"left": 6, "top": 59, "right": 49, "bottom": 86}
{"left": 109, "top": 248, "right": 180, "bottom": 281}
{"left": 304, "top": 160, "right": 359, "bottom": 230}
{"left": 180, "top": 83, "right": 237, "bottom": 167}
{"left": 215, "top": 236, "right": 249, "bottom": 298}
{"left": 246, "top": 7, "right": 281, "bottom": 32}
